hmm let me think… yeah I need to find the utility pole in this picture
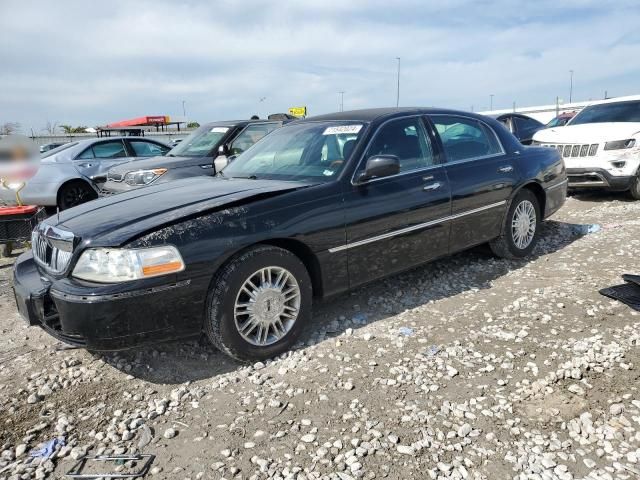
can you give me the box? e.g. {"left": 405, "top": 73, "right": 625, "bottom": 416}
{"left": 396, "top": 57, "right": 401, "bottom": 107}
{"left": 182, "top": 100, "right": 187, "bottom": 126}
{"left": 513, "top": 101, "right": 516, "bottom": 112}
{"left": 339, "top": 91, "right": 345, "bottom": 112}
{"left": 569, "top": 70, "right": 574, "bottom": 103}
{"left": 490, "top": 94, "right": 494, "bottom": 111}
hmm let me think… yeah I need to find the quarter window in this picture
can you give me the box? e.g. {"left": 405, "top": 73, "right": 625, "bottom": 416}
{"left": 365, "top": 117, "right": 434, "bottom": 173}
{"left": 431, "top": 116, "right": 502, "bottom": 162}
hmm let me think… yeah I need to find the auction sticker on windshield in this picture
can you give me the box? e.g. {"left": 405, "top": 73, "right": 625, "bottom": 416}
{"left": 211, "top": 127, "right": 229, "bottom": 133}
{"left": 323, "top": 125, "right": 362, "bottom": 135}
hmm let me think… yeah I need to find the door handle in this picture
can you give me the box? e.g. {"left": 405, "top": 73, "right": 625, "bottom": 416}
{"left": 498, "top": 165, "right": 514, "bottom": 173}
{"left": 423, "top": 182, "right": 441, "bottom": 191}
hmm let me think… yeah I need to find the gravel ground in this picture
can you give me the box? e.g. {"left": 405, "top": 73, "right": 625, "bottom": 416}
{"left": 1, "top": 192, "right": 640, "bottom": 480}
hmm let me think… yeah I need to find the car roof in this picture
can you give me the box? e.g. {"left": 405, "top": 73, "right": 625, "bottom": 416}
{"left": 495, "top": 113, "right": 538, "bottom": 121}
{"left": 303, "top": 107, "right": 487, "bottom": 123}
{"left": 201, "top": 119, "right": 281, "bottom": 129}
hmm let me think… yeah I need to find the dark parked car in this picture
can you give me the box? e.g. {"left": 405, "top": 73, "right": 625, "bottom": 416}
{"left": 13, "top": 108, "right": 567, "bottom": 361}
{"left": 101, "top": 119, "right": 286, "bottom": 194}
{"left": 496, "top": 113, "right": 545, "bottom": 145}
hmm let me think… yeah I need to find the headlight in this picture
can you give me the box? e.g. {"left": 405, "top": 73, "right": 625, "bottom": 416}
{"left": 124, "top": 168, "right": 167, "bottom": 185}
{"left": 604, "top": 139, "right": 636, "bottom": 150}
{"left": 72, "top": 246, "right": 185, "bottom": 283}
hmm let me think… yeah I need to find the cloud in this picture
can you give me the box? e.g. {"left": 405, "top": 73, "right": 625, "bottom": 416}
{"left": 0, "top": 0, "right": 639, "bottom": 131}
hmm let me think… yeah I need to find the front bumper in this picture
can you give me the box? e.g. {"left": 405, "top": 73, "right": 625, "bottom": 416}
{"left": 99, "top": 180, "right": 143, "bottom": 196}
{"left": 566, "top": 168, "right": 634, "bottom": 191}
{"left": 12, "top": 252, "right": 203, "bottom": 350}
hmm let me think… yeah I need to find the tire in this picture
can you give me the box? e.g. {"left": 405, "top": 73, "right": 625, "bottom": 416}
{"left": 630, "top": 174, "right": 640, "bottom": 200}
{"left": 0, "top": 242, "right": 12, "bottom": 258}
{"left": 204, "top": 245, "right": 313, "bottom": 362}
{"left": 490, "top": 189, "right": 541, "bottom": 259}
{"left": 58, "top": 181, "right": 98, "bottom": 210}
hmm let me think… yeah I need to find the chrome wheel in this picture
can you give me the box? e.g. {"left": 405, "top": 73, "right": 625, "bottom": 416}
{"left": 234, "top": 266, "right": 301, "bottom": 346}
{"left": 511, "top": 200, "right": 537, "bottom": 249}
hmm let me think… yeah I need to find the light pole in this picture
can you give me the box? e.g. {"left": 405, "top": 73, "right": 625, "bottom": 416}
{"left": 490, "top": 94, "right": 494, "bottom": 111}
{"left": 338, "top": 91, "right": 345, "bottom": 112}
{"left": 182, "top": 100, "right": 187, "bottom": 127}
{"left": 396, "top": 57, "right": 401, "bottom": 107}
{"left": 569, "top": 70, "right": 574, "bottom": 103}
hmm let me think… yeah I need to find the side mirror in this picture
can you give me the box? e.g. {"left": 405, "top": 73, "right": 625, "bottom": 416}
{"left": 218, "top": 144, "right": 229, "bottom": 155}
{"left": 356, "top": 155, "right": 400, "bottom": 183}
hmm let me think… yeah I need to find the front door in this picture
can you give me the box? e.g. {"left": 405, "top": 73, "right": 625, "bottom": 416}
{"left": 343, "top": 116, "right": 451, "bottom": 288}
{"left": 428, "top": 114, "right": 519, "bottom": 253}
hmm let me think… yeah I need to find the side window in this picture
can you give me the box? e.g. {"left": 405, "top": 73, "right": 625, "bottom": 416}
{"left": 365, "top": 117, "right": 434, "bottom": 173}
{"left": 230, "top": 123, "right": 279, "bottom": 155}
{"left": 129, "top": 141, "right": 169, "bottom": 157}
{"left": 431, "top": 116, "right": 502, "bottom": 162}
{"left": 91, "top": 141, "right": 127, "bottom": 159}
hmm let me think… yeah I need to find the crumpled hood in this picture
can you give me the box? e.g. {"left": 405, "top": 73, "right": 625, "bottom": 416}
{"left": 533, "top": 122, "right": 640, "bottom": 144}
{"left": 107, "top": 155, "right": 211, "bottom": 175}
{"left": 49, "top": 176, "right": 311, "bottom": 245}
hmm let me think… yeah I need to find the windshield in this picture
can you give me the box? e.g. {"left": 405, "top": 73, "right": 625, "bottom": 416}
{"left": 222, "top": 121, "right": 364, "bottom": 182}
{"left": 167, "top": 124, "right": 230, "bottom": 157}
{"left": 41, "top": 142, "right": 78, "bottom": 158}
{"left": 570, "top": 100, "right": 640, "bottom": 125}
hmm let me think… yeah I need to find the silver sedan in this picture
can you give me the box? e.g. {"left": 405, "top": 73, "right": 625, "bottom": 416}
{"left": 0, "top": 137, "right": 170, "bottom": 209}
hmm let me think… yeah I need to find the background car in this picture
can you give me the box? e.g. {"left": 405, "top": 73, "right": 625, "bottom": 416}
{"left": 0, "top": 137, "right": 171, "bottom": 209}
{"left": 100, "top": 119, "right": 286, "bottom": 194}
{"left": 39, "top": 142, "right": 68, "bottom": 153}
{"left": 495, "top": 113, "right": 545, "bottom": 145}
{"left": 546, "top": 111, "right": 577, "bottom": 128}
{"left": 533, "top": 95, "right": 640, "bottom": 199}
{"left": 14, "top": 108, "right": 567, "bottom": 361}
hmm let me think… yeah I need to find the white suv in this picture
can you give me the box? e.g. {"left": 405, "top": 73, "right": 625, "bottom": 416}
{"left": 532, "top": 95, "right": 640, "bottom": 199}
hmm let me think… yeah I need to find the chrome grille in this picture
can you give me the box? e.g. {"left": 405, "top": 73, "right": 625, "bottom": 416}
{"left": 31, "top": 225, "right": 75, "bottom": 274}
{"left": 540, "top": 143, "right": 599, "bottom": 158}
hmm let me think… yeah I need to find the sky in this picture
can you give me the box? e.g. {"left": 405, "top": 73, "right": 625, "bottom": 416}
{"left": 1, "top": 0, "right": 639, "bottom": 132}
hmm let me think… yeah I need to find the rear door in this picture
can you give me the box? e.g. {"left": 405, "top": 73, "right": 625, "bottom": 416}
{"left": 74, "top": 139, "right": 130, "bottom": 183}
{"left": 343, "top": 115, "right": 451, "bottom": 288}
{"left": 428, "top": 114, "right": 519, "bottom": 253}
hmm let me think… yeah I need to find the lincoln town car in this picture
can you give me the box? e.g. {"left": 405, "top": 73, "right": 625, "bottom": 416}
{"left": 13, "top": 108, "right": 567, "bottom": 361}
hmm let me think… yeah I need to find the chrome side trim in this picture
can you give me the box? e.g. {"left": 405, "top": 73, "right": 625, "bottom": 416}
{"left": 328, "top": 200, "right": 507, "bottom": 253}
{"left": 545, "top": 179, "right": 568, "bottom": 191}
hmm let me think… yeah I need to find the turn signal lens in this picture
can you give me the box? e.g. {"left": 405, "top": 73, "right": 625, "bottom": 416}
{"left": 72, "top": 246, "right": 185, "bottom": 283}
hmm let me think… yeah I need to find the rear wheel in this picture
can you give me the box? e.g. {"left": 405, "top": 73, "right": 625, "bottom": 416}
{"left": 58, "top": 181, "right": 98, "bottom": 210}
{"left": 490, "top": 189, "right": 540, "bottom": 259}
{"left": 204, "top": 245, "right": 312, "bottom": 361}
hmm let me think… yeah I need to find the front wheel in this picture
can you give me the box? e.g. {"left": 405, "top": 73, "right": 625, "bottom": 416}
{"left": 490, "top": 189, "right": 540, "bottom": 259}
{"left": 630, "top": 174, "right": 640, "bottom": 200}
{"left": 204, "top": 245, "right": 312, "bottom": 361}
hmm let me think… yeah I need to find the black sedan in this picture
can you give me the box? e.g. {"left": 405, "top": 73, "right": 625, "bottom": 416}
{"left": 496, "top": 113, "right": 545, "bottom": 145}
{"left": 101, "top": 119, "right": 285, "bottom": 194}
{"left": 13, "top": 108, "right": 567, "bottom": 361}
